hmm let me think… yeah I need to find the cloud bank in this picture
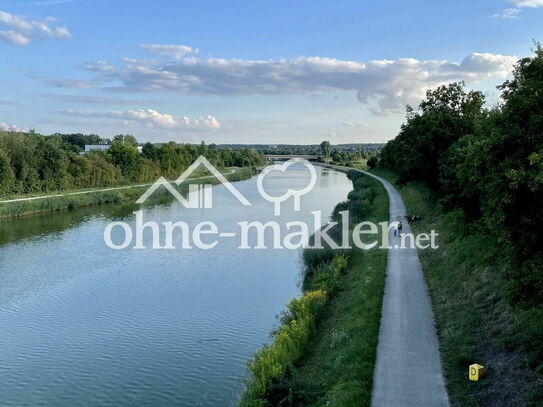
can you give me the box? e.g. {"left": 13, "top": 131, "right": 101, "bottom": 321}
{"left": 60, "top": 109, "right": 221, "bottom": 130}
{"left": 104, "top": 51, "right": 516, "bottom": 114}
{"left": 0, "top": 10, "right": 71, "bottom": 45}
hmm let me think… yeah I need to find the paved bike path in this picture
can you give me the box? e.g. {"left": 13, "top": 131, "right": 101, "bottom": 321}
{"left": 363, "top": 171, "right": 449, "bottom": 407}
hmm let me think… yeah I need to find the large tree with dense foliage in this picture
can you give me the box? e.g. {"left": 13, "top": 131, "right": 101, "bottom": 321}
{"left": 458, "top": 45, "right": 543, "bottom": 307}
{"left": 320, "top": 140, "right": 331, "bottom": 159}
{"left": 381, "top": 82, "right": 485, "bottom": 188}
{"left": 107, "top": 139, "right": 144, "bottom": 181}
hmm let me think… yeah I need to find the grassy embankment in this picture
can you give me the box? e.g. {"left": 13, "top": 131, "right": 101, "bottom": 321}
{"left": 342, "top": 159, "right": 368, "bottom": 171}
{"left": 0, "top": 167, "right": 256, "bottom": 219}
{"left": 372, "top": 167, "right": 543, "bottom": 407}
{"left": 240, "top": 170, "right": 389, "bottom": 407}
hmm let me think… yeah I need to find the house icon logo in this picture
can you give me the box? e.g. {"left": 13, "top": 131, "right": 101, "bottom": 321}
{"left": 136, "top": 155, "right": 251, "bottom": 208}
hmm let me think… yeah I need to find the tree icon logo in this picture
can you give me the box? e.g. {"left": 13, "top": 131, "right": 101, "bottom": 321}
{"left": 257, "top": 158, "right": 317, "bottom": 216}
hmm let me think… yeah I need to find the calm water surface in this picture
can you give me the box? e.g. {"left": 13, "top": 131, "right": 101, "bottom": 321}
{"left": 0, "top": 165, "right": 352, "bottom": 406}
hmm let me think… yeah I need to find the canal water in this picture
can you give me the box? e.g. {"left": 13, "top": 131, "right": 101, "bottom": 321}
{"left": 0, "top": 164, "right": 352, "bottom": 407}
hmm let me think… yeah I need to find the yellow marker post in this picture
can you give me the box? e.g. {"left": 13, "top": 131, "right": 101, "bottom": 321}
{"left": 469, "top": 364, "right": 485, "bottom": 381}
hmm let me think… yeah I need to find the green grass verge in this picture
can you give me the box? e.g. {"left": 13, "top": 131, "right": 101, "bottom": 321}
{"left": 372, "top": 167, "right": 543, "bottom": 407}
{"left": 0, "top": 167, "right": 255, "bottom": 219}
{"left": 239, "top": 170, "right": 389, "bottom": 407}
{"left": 330, "top": 159, "right": 368, "bottom": 171}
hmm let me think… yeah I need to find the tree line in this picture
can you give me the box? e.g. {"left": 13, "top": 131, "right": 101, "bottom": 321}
{"left": 219, "top": 143, "right": 384, "bottom": 156}
{"left": 378, "top": 43, "right": 543, "bottom": 356}
{"left": 0, "top": 132, "right": 265, "bottom": 195}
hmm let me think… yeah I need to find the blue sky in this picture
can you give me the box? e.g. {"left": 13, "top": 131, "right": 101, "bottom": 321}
{"left": 1, "top": 0, "right": 542, "bottom": 144}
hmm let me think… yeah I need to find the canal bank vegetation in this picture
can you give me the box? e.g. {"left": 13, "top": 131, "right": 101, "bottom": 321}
{"left": 0, "top": 132, "right": 265, "bottom": 197}
{"left": 0, "top": 167, "right": 256, "bottom": 219}
{"left": 240, "top": 171, "right": 389, "bottom": 407}
{"left": 371, "top": 43, "right": 543, "bottom": 406}
{"left": 0, "top": 131, "right": 264, "bottom": 218}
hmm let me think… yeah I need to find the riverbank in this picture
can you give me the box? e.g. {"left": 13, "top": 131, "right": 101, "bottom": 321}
{"left": 0, "top": 167, "right": 256, "bottom": 219}
{"left": 372, "top": 168, "right": 543, "bottom": 407}
{"left": 239, "top": 169, "right": 389, "bottom": 406}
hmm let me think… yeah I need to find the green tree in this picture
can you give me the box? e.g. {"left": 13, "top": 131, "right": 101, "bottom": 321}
{"left": 142, "top": 142, "right": 158, "bottom": 161}
{"left": 320, "top": 140, "right": 331, "bottom": 159}
{"left": 113, "top": 134, "right": 138, "bottom": 146}
{"left": 107, "top": 141, "right": 142, "bottom": 181}
{"left": 381, "top": 82, "right": 485, "bottom": 187}
{"left": 198, "top": 140, "right": 208, "bottom": 156}
{"left": 0, "top": 148, "right": 15, "bottom": 194}
{"left": 463, "top": 44, "right": 543, "bottom": 307}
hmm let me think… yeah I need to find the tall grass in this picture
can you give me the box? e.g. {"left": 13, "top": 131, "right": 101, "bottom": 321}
{"left": 239, "top": 256, "right": 347, "bottom": 407}
{"left": 240, "top": 290, "right": 328, "bottom": 406}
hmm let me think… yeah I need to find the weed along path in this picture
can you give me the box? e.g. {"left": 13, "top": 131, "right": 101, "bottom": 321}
{"left": 364, "top": 171, "right": 449, "bottom": 407}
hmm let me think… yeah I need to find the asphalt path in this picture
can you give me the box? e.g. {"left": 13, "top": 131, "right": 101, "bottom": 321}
{"left": 363, "top": 171, "right": 449, "bottom": 407}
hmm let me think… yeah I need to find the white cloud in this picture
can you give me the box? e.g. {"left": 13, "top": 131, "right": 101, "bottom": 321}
{"left": 81, "top": 60, "right": 115, "bottom": 73}
{"left": 0, "top": 10, "right": 70, "bottom": 45}
{"left": 0, "top": 30, "right": 30, "bottom": 45}
{"left": 459, "top": 52, "right": 517, "bottom": 74}
{"left": 53, "top": 26, "right": 70, "bottom": 38}
{"left": 509, "top": 0, "right": 543, "bottom": 7}
{"left": 493, "top": 8, "right": 522, "bottom": 18}
{"left": 60, "top": 109, "right": 221, "bottom": 130}
{"left": 106, "top": 52, "right": 516, "bottom": 115}
{"left": 0, "top": 122, "right": 24, "bottom": 132}
{"left": 139, "top": 44, "right": 198, "bottom": 59}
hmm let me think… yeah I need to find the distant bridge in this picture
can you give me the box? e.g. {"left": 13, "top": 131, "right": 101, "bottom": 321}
{"left": 265, "top": 154, "right": 320, "bottom": 161}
